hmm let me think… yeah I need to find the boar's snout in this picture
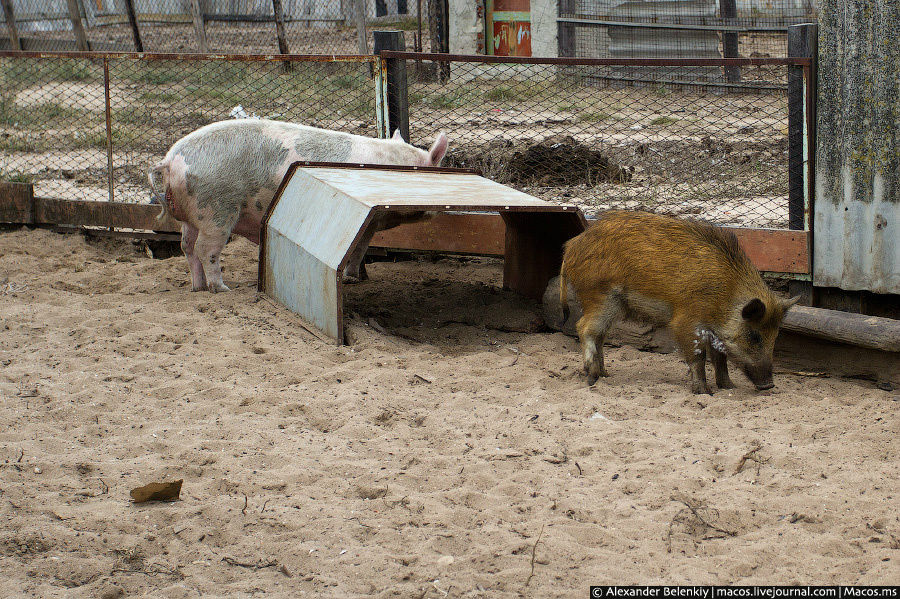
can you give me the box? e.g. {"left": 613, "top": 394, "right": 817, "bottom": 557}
{"left": 743, "top": 363, "right": 774, "bottom": 390}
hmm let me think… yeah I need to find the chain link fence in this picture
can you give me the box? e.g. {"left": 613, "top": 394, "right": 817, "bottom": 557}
{"left": 0, "top": 0, "right": 424, "bottom": 54}
{"left": 2, "top": 51, "right": 809, "bottom": 230}
{"left": 0, "top": 53, "right": 376, "bottom": 203}
{"left": 559, "top": 0, "right": 818, "bottom": 61}
{"left": 402, "top": 55, "right": 801, "bottom": 229}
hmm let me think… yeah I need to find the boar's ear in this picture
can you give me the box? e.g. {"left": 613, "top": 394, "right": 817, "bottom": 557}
{"left": 429, "top": 132, "right": 448, "bottom": 166}
{"left": 781, "top": 295, "right": 802, "bottom": 312}
{"left": 391, "top": 128, "right": 404, "bottom": 141}
{"left": 741, "top": 298, "right": 766, "bottom": 322}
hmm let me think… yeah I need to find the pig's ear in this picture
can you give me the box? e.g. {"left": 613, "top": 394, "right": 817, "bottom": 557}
{"left": 781, "top": 295, "right": 801, "bottom": 312}
{"left": 429, "top": 132, "right": 448, "bottom": 166}
{"left": 741, "top": 298, "right": 766, "bottom": 322}
{"left": 391, "top": 129, "right": 404, "bottom": 141}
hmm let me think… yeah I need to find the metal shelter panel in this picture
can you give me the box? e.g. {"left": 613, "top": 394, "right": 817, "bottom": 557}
{"left": 266, "top": 170, "right": 372, "bottom": 270}
{"left": 264, "top": 229, "right": 342, "bottom": 341}
{"left": 293, "top": 167, "right": 553, "bottom": 209}
{"left": 261, "top": 168, "right": 373, "bottom": 342}
{"left": 260, "top": 164, "right": 586, "bottom": 344}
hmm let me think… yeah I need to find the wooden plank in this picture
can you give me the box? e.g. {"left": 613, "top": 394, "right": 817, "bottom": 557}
{"left": 782, "top": 306, "right": 900, "bottom": 353}
{"left": 31, "top": 198, "right": 181, "bottom": 232}
{"left": 370, "top": 212, "right": 506, "bottom": 255}
{"left": 54, "top": 226, "right": 181, "bottom": 242}
{"left": 0, "top": 182, "right": 33, "bottom": 223}
{"left": 372, "top": 213, "right": 809, "bottom": 274}
{"left": 0, "top": 194, "right": 810, "bottom": 275}
{"left": 729, "top": 227, "right": 809, "bottom": 274}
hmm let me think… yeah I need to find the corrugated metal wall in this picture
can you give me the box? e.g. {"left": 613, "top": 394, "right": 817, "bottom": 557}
{"left": 813, "top": 0, "right": 899, "bottom": 294}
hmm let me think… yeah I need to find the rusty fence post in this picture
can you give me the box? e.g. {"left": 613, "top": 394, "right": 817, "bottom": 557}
{"left": 374, "top": 31, "right": 409, "bottom": 142}
{"left": 122, "top": 0, "right": 143, "bottom": 52}
{"left": 788, "top": 23, "right": 816, "bottom": 232}
{"left": 1, "top": 0, "right": 21, "bottom": 51}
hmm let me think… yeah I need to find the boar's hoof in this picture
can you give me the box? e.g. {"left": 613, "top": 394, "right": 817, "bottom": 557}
{"left": 585, "top": 370, "right": 609, "bottom": 385}
{"left": 692, "top": 382, "right": 714, "bottom": 395}
{"left": 208, "top": 282, "right": 231, "bottom": 293}
{"left": 754, "top": 381, "right": 774, "bottom": 391}
{"left": 717, "top": 379, "right": 736, "bottom": 390}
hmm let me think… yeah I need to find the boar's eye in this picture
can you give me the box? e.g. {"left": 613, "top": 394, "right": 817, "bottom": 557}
{"left": 747, "top": 330, "right": 763, "bottom": 346}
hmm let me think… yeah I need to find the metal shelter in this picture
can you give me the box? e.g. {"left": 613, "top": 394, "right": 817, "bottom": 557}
{"left": 259, "top": 163, "right": 586, "bottom": 343}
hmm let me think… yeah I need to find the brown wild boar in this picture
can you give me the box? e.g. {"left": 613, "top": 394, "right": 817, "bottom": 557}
{"left": 559, "top": 210, "right": 799, "bottom": 394}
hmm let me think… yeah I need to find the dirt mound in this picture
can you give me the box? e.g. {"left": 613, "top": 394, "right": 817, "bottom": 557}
{"left": 507, "top": 136, "right": 631, "bottom": 186}
{"left": 446, "top": 136, "right": 630, "bottom": 187}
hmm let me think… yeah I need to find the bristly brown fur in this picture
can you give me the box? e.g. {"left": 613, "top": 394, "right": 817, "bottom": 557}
{"left": 560, "top": 209, "right": 790, "bottom": 393}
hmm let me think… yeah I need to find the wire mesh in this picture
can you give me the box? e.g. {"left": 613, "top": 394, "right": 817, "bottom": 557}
{"left": 0, "top": 0, "right": 416, "bottom": 54}
{"left": 406, "top": 57, "right": 795, "bottom": 229}
{"left": 1, "top": 54, "right": 376, "bottom": 203}
{"left": 559, "top": 0, "right": 818, "bottom": 61}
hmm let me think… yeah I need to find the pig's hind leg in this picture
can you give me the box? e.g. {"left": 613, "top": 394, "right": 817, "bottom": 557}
{"left": 576, "top": 289, "right": 624, "bottom": 384}
{"left": 180, "top": 223, "right": 207, "bottom": 292}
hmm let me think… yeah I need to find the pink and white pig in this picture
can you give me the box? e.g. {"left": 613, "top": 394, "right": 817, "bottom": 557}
{"left": 148, "top": 119, "right": 448, "bottom": 292}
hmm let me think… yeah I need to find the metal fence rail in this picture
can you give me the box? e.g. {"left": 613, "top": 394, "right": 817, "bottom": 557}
{"left": 389, "top": 52, "right": 808, "bottom": 230}
{"left": 0, "top": 52, "right": 376, "bottom": 204}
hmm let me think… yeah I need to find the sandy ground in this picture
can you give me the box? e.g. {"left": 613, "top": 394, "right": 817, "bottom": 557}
{"left": 0, "top": 228, "right": 898, "bottom": 598}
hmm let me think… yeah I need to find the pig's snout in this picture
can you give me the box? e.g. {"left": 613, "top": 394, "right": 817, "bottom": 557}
{"left": 744, "top": 363, "right": 774, "bottom": 390}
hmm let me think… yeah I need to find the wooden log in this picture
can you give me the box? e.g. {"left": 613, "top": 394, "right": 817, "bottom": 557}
{"left": 1, "top": 0, "right": 21, "bottom": 51}
{"left": 65, "top": 0, "right": 90, "bottom": 51}
{"left": 190, "top": 0, "right": 208, "bottom": 53}
{"left": 782, "top": 306, "right": 900, "bottom": 353}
